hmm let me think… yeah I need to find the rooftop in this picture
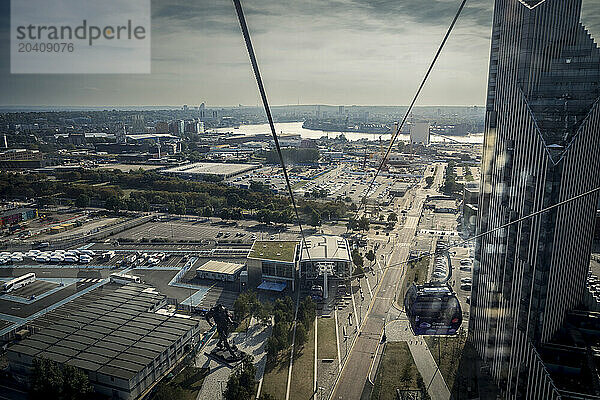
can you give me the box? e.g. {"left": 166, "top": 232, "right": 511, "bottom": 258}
{"left": 7, "top": 284, "right": 199, "bottom": 381}
{"left": 162, "top": 162, "right": 260, "bottom": 177}
{"left": 248, "top": 240, "right": 297, "bottom": 263}
{"left": 300, "top": 235, "right": 351, "bottom": 262}
{"left": 197, "top": 260, "right": 245, "bottom": 275}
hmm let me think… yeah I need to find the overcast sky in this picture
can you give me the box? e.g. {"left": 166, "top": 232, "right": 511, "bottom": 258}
{"left": 0, "top": 0, "right": 599, "bottom": 107}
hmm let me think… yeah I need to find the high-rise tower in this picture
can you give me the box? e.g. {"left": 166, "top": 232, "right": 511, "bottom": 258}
{"left": 470, "top": 0, "right": 600, "bottom": 398}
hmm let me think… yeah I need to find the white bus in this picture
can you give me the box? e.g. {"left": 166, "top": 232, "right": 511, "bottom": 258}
{"left": 109, "top": 273, "right": 141, "bottom": 285}
{"left": 2, "top": 273, "right": 36, "bottom": 293}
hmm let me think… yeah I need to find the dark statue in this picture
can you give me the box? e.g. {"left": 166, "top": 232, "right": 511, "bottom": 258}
{"left": 205, "top": 304, "right": 243, "bottom": 362}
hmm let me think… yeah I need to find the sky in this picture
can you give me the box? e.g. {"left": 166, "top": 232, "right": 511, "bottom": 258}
{"left": 0, "top": 0, "right": 599, "bottom": 107}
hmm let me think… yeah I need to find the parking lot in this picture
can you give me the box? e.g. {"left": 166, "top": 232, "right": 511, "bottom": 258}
{"left": 107, "top": 219, "right": 300, "bottom": 243}
{"left": 8, "top": 280, "right": 59, "bottom": 299}
{"left": 448, "top": 246, "right": 474, "bottom": 320}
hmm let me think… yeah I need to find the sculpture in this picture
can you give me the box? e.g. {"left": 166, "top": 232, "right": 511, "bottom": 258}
{"left": 205, "top": 304, "right": 242, "bottom": 362}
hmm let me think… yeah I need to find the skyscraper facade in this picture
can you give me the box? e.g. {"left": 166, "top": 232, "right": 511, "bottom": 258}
{"left": 470, "top": 0, "right": 600, "bottom": 398}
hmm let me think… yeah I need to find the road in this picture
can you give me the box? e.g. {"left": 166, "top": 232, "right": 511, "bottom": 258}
{"left": 331, "top": 191, "right": 426, "bottom": 399}
{"left": 331, "top": 163, "right": 446, "bottom": 400}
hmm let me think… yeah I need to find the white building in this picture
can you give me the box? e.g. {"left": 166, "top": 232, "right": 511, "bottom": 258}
{"left": 410, "top": 122, "right": 430, "bottom": 145}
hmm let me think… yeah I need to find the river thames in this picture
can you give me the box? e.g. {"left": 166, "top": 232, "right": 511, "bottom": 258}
{"left": 212, "top": 121, "right": 483, "bottom": 144}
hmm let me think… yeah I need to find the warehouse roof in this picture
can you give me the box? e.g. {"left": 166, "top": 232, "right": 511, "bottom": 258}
{"left": 162, "top": 162, "right": 260, "bottom": 177}
{"left": 7, "top": 283, "right": 199, "bottom": 382}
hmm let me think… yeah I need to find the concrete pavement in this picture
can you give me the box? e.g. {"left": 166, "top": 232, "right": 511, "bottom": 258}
{"left": 196, "top": 319, "right": 271, "bottom": 400}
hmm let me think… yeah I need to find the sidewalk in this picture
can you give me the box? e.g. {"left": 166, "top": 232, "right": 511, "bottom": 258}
{"left": 196, "top": 319, "right": 271, "bottom": 400}
{"left": 385, "top": 319, "right": 451, "bottom": 400}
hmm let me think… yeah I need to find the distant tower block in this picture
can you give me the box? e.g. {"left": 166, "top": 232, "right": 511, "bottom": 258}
{"left": 2, "top": 134, "right": 7, "bottom": 148}
{"left": 409, "top": 122, "right": 430, "bottom": 145}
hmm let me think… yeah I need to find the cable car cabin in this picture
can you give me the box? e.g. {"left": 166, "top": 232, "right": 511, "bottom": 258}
{"left": 404, "top": 283, "right": 462, "bottom": 335}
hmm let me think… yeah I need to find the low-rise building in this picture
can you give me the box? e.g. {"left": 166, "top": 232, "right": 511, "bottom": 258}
{"left": 299, "top": 235, "right": 352, "bottom": 284}
{"left": 0, "top": 207, "right": 38, "bottom": 229}
{"left": 196, "top": 260, "right": 245, "bottom": 282}
{"left": 7, "top": 283, "right": 201, "bottom": 400}
{"left": 246, "top": 241, "right": 298, "bottom": 291}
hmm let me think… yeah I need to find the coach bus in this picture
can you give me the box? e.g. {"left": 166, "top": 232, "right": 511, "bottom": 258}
{"left": 1, "top": 273, "right": 36, "bottom": 294}
{"left": 109, "top": 273, "right": 141, "bottom": 285}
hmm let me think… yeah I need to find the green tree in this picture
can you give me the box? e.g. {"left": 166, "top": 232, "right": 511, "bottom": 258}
{"left": 31, "top": 358, "right": 62, "bottom": 400}
{"left": 309, "top": 208, "right": 322, "bottom": 227}
{"left": 387, "top": 212, "right": 398, "bottom": 223}
{"left": 105, "top": 195, "right": 120, "bottom": 212}
{"left": 351, "top": 249, "right": 365, "bottom": 277}
{"left": 154, "top": 382, "right": 185, "bottom": 400}
{"left": 295, "top": 322, "right": 308, "bottom": 347}
{"left": 425, "top": 176, "right": 434, "bottom": 188}
{"left": 298, "top": 296, "right": 316, "bottom": 327}
{"left": 30, "top": 358, "right": 93, "bottom": 400}
{"left": 224, "top": 355, "right": 256, "bottom": 400}
{"left": 234, "top": 294, "right": 251, "bottom": 322}
{"left": 347, "top": 218, "right": 358, "bottom": 231}
{"left": 75, "top": 194, "right": 90, "bottom": 208}
{"left": 62, "top": 364, "right": 93, "bottom": 400}
{"left": 365, "top": 249, "right": 375, "bottom": 264}
{"left": 358, "top": 216, "right": 370, "bottom": 231}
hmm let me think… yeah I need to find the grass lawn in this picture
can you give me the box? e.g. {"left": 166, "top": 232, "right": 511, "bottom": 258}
{"left": 371, "top": 342, "right": 421, "bottom": 400}
{"left": 425, "top": 333, "right": 467, "bottom": 390}
{"left": 150, "top": 366, "right": 208, "bottom": 400}
{"left": 317, "top": 317, "right": 337, "bottom": 360}
{"left": 289, "top": 323, "right": 316, "bottom": 400}
{"left": 399, "top": 256, "right": 430, "bottom": 304}
{"left": 261, "top": 348, "right": 291, "bottom": 400}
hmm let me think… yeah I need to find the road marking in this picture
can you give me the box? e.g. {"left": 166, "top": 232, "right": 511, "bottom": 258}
{"left": 365, "top": 277, "right": 373, "bottom": 298}
{"left": 329, "top": 197, "right": 423, "bottom": 400}
{"left": 314, "top": 316, "right": 318, "bottom": 394}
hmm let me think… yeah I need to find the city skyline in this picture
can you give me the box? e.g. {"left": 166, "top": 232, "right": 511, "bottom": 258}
{"left": 0, "top": 0, "right": 598, "bottom": 107}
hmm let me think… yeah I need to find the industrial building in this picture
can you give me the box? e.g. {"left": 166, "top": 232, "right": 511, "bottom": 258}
{"left": 0, "top": 207, "right": 38, "bottom": 229}
{"left": 247, "top": 240, "right": 298, "bottom": 291}
{"left": 196, "top": 260, "right": 245, "bottom": 282}
{"left": 162, "top": 162, "right": 260, "bottom": 180}
{"left": 299, "top": 235, "right": 352, "bottom": 285}
{"left": 7, "top": 283, "right": 202, "bottom": 400}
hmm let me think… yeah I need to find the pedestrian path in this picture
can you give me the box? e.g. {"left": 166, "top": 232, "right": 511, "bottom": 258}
{"left": 196, "top": 319, "right": 271, "bottom": 400}
{"left": 385, "top": 319, "right": 451, "bottom": 400}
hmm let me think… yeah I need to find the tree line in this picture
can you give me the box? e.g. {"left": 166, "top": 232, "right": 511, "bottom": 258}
{"left": 0, "top": 169, "right": 349, "bottom": 225}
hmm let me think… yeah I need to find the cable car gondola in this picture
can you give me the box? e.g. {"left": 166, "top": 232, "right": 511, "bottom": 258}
{"left": 404, "top": 283, "right": 462, "bottom": 335}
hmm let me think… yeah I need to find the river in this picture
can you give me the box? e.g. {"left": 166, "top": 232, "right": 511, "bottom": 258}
{"left": 211, "top": 121, "right": 483, "bottom": 144}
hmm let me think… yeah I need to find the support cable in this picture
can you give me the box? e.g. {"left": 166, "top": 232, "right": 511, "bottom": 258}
{"left": 233, "top": 0, "right": 313, "bottom": 263}
{"left": 350, "top": 0, "right": 469, "bottom": 226}
{"left": 348, "top": 185, "right": 600, "bottom": 279}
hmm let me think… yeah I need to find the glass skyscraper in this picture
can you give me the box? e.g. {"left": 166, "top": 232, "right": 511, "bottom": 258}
{"left": 470, "top": 0, "right": 600, "bottom": 398}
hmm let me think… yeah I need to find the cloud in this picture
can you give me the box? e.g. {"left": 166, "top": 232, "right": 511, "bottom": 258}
{"left": 0, "top": 0, "right": 597, "bottom": 106}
